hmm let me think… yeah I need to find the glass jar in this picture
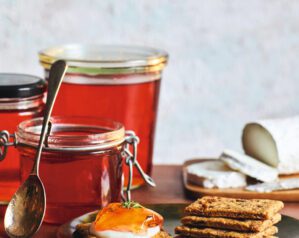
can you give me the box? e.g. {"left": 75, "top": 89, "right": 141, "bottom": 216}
{"left": 5, "top": 116, "right": 140, "bottom": 224}
{"left": 38, "top": 45, "right": 168, "bottom": 187}
{"left": 0, "top": 74, "right": 46, "bottom": 202}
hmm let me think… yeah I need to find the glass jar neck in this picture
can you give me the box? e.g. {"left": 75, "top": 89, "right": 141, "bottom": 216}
{"left": 0, "top": 95, "right": 44, "bottom": 111}
{"left": 16, "top": 116, "right": 125, "bottom": 152}
{"left": 45, "top": 71, "right": 162, "bottom": 85}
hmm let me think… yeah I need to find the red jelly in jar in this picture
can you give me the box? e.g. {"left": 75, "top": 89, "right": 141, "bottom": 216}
{"left": 16, "top": 116, "right": 127, "bottom": 224}
{"left": 39, "top": 45, "right": 168, "bottom": 187}
{"left": 0, "top": 74, "right": 45, "bottom": 202}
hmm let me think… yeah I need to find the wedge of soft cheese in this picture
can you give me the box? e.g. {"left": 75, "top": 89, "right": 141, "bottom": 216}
{"left": 186, "top": 160, "right": 247, "bottom": 189}
{"left": 246, "top": 178, "right": 299, "bottom": 193}
{"left": 220, "top": 149, "right": 278, "bottom": 182}
{"left": 242, "top": 117, "right": 299, "bottom": 174}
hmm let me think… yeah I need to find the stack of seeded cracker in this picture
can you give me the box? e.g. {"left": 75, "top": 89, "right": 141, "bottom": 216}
{"left": 175, "top": 196, "right": 284, "bottom": 238}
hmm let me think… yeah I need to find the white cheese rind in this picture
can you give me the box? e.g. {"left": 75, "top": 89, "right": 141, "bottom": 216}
{"left": 246, "top": 178, "right": 299, "bottom": 193}
{"left": 220, "top": 149, "right": 278, "bottom": 182}
{"left": 186, "top": 160, "right": 247, "bottom": 189}
{"left": 242, "top": 117, "right": 299, "bottom": 174}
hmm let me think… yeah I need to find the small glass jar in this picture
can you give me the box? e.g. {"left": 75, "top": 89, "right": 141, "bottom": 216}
{"left": 39, "top": 45, "right": 168, "bottom": 187}
{"left": 11, "top": 116, "right": 137, "bottom": 224}
{"left": 0, "top": 74, "right": 46, "bottom": 202}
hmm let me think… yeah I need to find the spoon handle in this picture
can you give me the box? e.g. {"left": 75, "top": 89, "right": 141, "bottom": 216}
{"left": 31, "top": 60, "right": 68, "bottom": 175}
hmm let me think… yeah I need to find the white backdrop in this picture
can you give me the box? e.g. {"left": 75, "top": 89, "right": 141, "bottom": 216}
{"left": 1, "top": 0, "right": 299, "bottom": 164}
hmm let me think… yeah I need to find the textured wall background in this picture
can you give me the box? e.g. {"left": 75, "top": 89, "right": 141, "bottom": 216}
{"left": 1, "top": 0, "right": 299, "bottom": 164}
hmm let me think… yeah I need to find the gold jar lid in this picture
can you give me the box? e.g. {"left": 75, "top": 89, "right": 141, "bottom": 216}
{"left": 39, "top": 44, "right": 168, "bottom": 75}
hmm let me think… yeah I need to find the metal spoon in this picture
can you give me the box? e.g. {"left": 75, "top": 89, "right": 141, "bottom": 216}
{"left": 4, "top": 60, "right": 68, "bottom": 238}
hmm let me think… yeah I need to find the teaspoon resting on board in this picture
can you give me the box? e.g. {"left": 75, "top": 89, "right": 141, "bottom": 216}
{"left": 4, "top": 60, "right": 68, "bottom": 238}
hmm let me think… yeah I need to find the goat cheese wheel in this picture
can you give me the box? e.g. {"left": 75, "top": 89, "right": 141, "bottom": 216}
{"left": 242, "top": 117, "right": 299, "bottom": 174}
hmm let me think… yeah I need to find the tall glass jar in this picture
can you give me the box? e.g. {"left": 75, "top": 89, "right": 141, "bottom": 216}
{"left": 0, "top": 74, "right": 45, "bottom": 202}
{"left": 38, "top": 45, "right": 168, "bottom": 187}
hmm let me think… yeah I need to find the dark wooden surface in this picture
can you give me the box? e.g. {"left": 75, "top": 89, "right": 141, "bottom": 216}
{"left": 0, "top": 165, "right": 298, "bottom": 237}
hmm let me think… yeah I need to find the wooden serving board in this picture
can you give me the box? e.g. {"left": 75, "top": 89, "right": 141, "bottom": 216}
{"left": 183, "top": 159, "right": 299, "bottom": 202}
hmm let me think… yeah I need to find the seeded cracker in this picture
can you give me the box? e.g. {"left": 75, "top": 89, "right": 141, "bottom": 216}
{"left": 175, "top": 225, "right": 278, "bottom": 238}
{"left": 185, "top": 196, "right": 284, "bottom": 220}
{"left": 181, "top": 213, "right": 281, "bottom": 232}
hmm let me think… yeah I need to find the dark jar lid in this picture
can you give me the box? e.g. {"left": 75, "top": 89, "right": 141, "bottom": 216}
{"left": 0, "top": 73, "right": 46, "bottom": 99}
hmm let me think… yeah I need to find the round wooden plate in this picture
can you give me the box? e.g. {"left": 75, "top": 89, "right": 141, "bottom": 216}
{"left": 183, "top": 158, "right": 299, "bottom": 202}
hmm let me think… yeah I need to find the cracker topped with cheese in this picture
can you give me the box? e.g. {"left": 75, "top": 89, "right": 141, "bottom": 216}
{"left": 73, "top": 202, "right": 172, "bottom": 238}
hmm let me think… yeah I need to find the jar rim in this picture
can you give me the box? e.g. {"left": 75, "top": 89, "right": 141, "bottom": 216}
{"left": 39, "top": 44, "right": 168, "bottom": 75}
{"left": 16, "top": 116, "right": 125, "bottom": 151}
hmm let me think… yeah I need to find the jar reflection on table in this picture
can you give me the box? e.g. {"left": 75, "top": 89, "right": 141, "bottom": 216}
{"left": 0, "top": 74, "right": 45, "bottom": 202}
{"left": 39, "top": 45, "right": 168, "bottom": 187}
{"left": 17, "top": 117, "right": 125, "bottom": 224}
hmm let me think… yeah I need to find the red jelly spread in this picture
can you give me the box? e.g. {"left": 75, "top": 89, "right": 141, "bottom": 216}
{"left": 0, "top": 74, "right": 45, "bottom": 202}
{"left": 17, "top": 117, "right": 125, "bottom": 224}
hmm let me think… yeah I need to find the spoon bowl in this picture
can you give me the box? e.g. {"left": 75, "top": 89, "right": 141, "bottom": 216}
{"left": 4, "top": 175, "right": 45, "bottom": 238}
